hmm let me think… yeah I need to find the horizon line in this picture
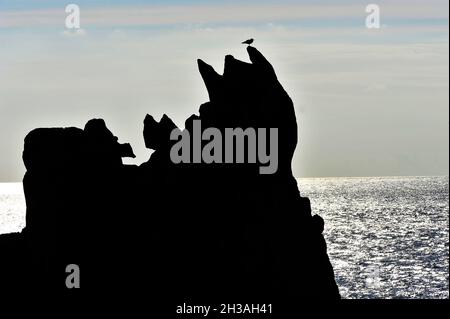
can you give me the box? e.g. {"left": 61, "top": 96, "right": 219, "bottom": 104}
{"left": 1, "top": 174, "right": 449, "bottom": 184}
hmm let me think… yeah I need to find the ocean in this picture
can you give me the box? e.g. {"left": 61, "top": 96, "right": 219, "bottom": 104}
{"left": 0, "top": 176, "right": 448, "bottom": 299}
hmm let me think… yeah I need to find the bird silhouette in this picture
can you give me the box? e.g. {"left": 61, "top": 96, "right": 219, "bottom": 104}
{"left": 242, "top": 38, "right": 254, "bottom": 45}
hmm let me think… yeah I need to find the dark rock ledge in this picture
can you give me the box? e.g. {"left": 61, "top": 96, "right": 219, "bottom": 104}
{"left": 0, "top": 47, "right": 340, "bottom": 300}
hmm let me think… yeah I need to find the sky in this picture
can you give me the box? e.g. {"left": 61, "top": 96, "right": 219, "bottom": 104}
{"left": 0, "top": 0, "right": 448, "bottom": 181}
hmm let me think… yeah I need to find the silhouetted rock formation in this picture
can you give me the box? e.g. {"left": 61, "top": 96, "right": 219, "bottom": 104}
{"left": 0, "top": 46, "right": 340, "bottom": 301}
